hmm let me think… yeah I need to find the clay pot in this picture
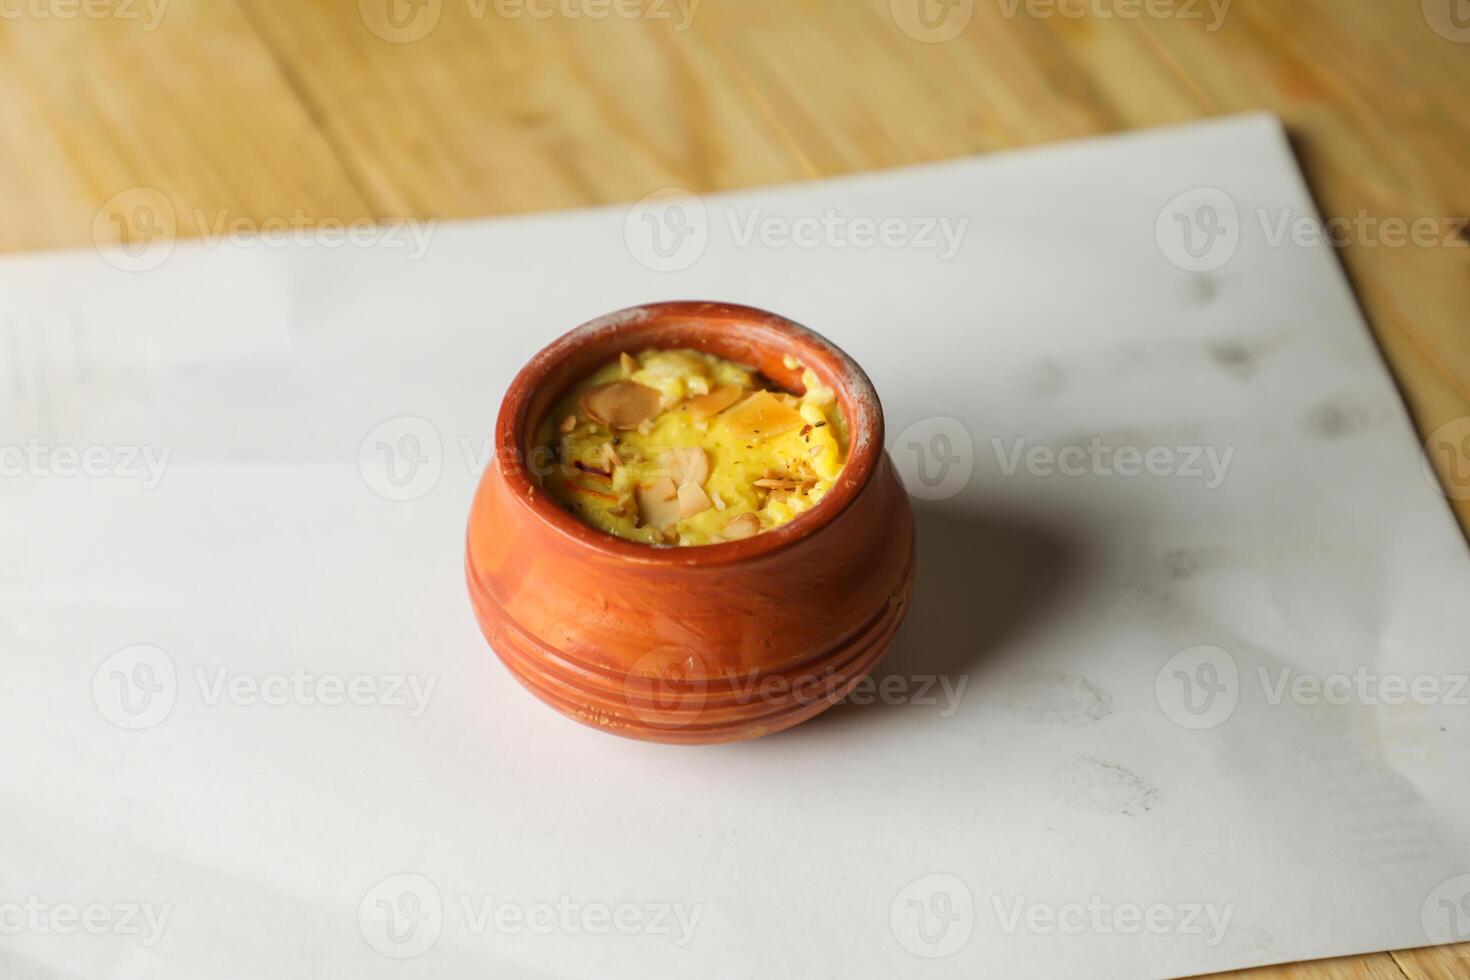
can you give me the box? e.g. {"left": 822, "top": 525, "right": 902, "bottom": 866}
{"left": 465, "top": 301, "right": 916, "bottom": 744}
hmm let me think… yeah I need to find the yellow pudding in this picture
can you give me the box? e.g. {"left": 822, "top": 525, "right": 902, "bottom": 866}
{"left": 534, "top": 349, "right": 848, "bottom": 546}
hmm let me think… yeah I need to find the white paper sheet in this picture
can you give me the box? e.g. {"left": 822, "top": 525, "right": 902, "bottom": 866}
{"left": 2, "top": 113, "right": 1468, "bottom": 980}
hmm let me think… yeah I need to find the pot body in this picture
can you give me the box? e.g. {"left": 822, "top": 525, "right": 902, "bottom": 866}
{"left": 465, "top": 302, "right": 916, "bottom": 744}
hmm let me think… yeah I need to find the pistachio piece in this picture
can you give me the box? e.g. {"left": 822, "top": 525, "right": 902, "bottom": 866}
{"left": 580, "top": 381, "right": 662, "bottom": 430}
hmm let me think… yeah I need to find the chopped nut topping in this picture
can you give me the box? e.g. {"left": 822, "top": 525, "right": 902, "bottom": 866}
{"left": 723, "top": 512, "right": 761, "bottom": 540}
{"left": 539, "top": 347, "right": 847, "bottom": 547}
{"left": 685, "top": 384, "right": 744, "bottom": 421}
{"left": 659, "top": 446, "right": 710, "bottom": 488}
{"left": 724, "top": 390, "right": 805, "bottom": 440}
{"left": 635, "top": 477, "right": 681, "bottom": 531}
{"left": 580, "top": 381, "right": 662, "bottom": 430}
{"left": 677, "top": 482, "right": 712, "bottom": 518}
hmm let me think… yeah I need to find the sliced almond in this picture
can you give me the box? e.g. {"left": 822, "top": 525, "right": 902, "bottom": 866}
{"left": 685, "top": 384, "right": 743, "bottom": 422}
{"left": 686, "top": 374, "right": 711, "bottom": 396}
{"left": 580, "top": 381, "right": 662, "bottom": 430}
{"left": 723, "top": 512, "right": 761, "bottom": 540}
{"left": 677, "top": 482, "right": 712, "bottom": 519}
{"left": 635, "top": 477, "right": 681, "bottom": 531}
{"left": 619, "top": 352, "right": 638, "bottom": 377}
{"left": 558, "top": 414, "right": 578, "bottom": 434}
{"left": 754, "top": 478, "right": 802, "bottom": 490}
{"left": 710, "top": 489, "right": 726, "bottom": 511}
{"left": 722, "top": 390, "right": 805, "bottom": 440}
{"left": 600, "top": 441, "right": 622, "bottom": 469}
{"left": 658, "top": 446, "right": 710, "bottom": 488}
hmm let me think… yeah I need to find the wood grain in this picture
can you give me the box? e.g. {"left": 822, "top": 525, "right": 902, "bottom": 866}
{"left": 0, "top": 0, "right": 1465, "bottom": 975}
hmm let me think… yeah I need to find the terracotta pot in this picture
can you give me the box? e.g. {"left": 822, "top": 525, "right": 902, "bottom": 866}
{"left": 465, "top": 301, "right": 916, "bottom": 744}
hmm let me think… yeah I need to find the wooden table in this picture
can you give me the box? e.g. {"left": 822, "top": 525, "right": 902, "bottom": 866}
{"left": 2, "top": 1, "right": 1465, "bottom": 976}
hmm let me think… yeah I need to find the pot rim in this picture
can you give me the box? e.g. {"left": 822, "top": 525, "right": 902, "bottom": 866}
{"left": 493, "top": 300, "right": 885, "bottom": 567}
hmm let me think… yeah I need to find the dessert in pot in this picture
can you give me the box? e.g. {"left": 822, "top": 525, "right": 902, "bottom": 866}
{"left": 534, "top": 349, "right": 848, "bottom": 546}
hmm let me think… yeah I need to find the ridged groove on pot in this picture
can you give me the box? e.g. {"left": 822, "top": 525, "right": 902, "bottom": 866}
{"left": 469, "top": 544, "right": 916, "bottom": 744}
